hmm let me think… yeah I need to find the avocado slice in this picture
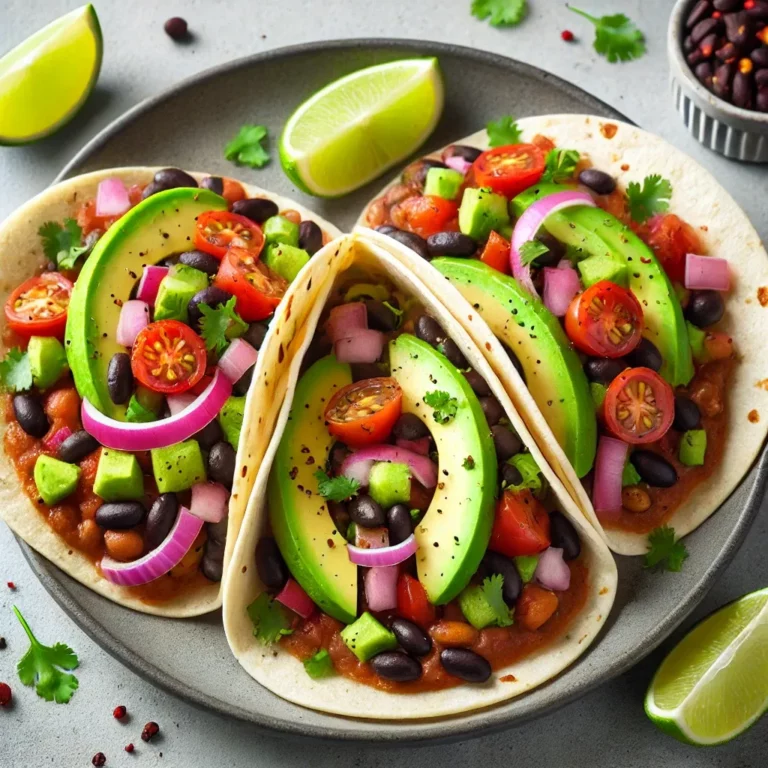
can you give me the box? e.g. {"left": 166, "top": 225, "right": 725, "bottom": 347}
{"left": 389, "top": 334, "right": 497, "bottom": 605}
{"left": 268, "top": 355, "right": 357, "bottom": 624}
{"left": 512, "top": 184, "right": 694, "bottom": 387}
{"left": 431, "top": 258, "right": 596, "bottom": 478}
{"left": 65, "top": 187, "right": 228, "bottom": 418}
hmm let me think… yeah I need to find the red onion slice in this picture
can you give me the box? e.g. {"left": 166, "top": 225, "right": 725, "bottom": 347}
{"left": 334, "top": 329, "right": 385, "bottom": 364}
{"left": 95, "top": 177, "right": 131, "bottom": 218}
{"left": 217, "top": 338, "right": 258, "bottom": 383}
{"left": 275, "top": 578, "right": 316, "bottom": 619}
{"left": 190, "top": 481, "right": 229, "bottom": 523}
{"left": 327, "top": 302, "right": 367, "bottom": 343}
{"left": 341, "top": 444, "right": 438, "bottom": 489}
{"left": 534, "top": 547, "right": 571, "bottom": 591}
{"left": 116, "top": 300, "right": 150, "bottom": 347}
{"left": 136, "top": 266, "right": 169, "bottom": 305}
{"left": 593, "top": 435, "right": 629, "bottom": 516}
{"left": 444, "top": 155, "right": 472, "bottom": 175}
{"left": 348, "top": 533, "right": 418, "bottom": 567}
{"left": 365, "top": 566, "right": 399, "bottom": 612}
{"left": 684, "top": 253, "right": 730, "bottom": 291}
{"left": 44, "top": 426, "right": 73, "bottom": 453}
{"left": 355, "top": 526, "right": 389, "bottom": 550}
{"left": 167, "top": 393, "right": 196, "bottom": 416}
{"left": 542, "top": 262, "right": 581, "bottom": 317}
{"left": 395, "top": 437, "right": 430, "bottom": 456}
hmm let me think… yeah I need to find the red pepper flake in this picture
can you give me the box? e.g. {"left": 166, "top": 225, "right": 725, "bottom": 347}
{"left": 113, "top": 704, "right": 127, "bottom": 720}
{"left": 712, "top": 10, "right": 722, "bottom": 18}
{"left": 6, "top": 582, "right": 15, "bottom": 590}
{"left": 561, "top": 29, "right": 575, "bottom": 42}
{"left": 141, "top": 721, "right": 160, "bottom": 742}
{"left": 91, "top": 754, "right": 106, "bottom": 767}
{"left": 124, "top": 744, "right": 135, "bottom": 754}
{"left": 0, "top": 682, "right": 12, "bottom": 707}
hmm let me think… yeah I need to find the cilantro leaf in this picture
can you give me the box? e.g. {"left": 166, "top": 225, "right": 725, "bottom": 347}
{"left": 314, "top": 469, "right": 360, "bottom": 502}
{"left": 424, "top": 390, "right": 459, "bottom": 424}
{"left": 38, "top": 219, "right": 90, "bottom": 270}
{"left": 622, "top": 460, "right": 641, "bottom": 487}
{"left": 14, "top": 606, "right": 79, "bottom": 703}
{"left": 486, "top": 115, "right": 523, "bottom": 147}
{"left": 199, "top": 296, "right": 248, "bottom": 355}
{"left": 644, "top": 525, "right": 689, "bottom": 572}
{"left": 471, "top": 0, "right": 527, "bottom": 27}
{"left": 225, "top": 124, "right": 270, "bottom": 169}
{"left": 541, "top": 148, "right": 581, "bottom": 184}
{"left": 481, "top": 575, "right": 514, "bottom": 627}
{"left": 626, "top": 174, "right": 673, "bottom": 224}
{"left": 303, "top": 649, "right": 335, "bottom": 679}
{"left": 0, "top": 348, "right": 32, "bottom": 393}
{"left": 519, "top": 240, "right": 550, "bottom": 267}
{"left": 246, "top": 593, "right": 294, "bottom": 645}
{"left": 567, "top": 7, "right": 646, "bottom": 63}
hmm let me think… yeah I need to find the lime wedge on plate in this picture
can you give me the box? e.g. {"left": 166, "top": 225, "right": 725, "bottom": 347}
{"left": 646, "top": 587, "right": 768, "bottom": 745}
{"left": 280, "top": 58, "right": 443, "bottom": 197}
{"left": 0, "top": 4, "right": 102, "bottom": 145}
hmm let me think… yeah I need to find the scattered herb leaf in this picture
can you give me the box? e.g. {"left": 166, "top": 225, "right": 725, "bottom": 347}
{"left": 38, "top": 219, "right": 90, "bottom": 270}
{"left": 626, "top": 174, "right": 673, "bottom": 224}
{"left": 541, "top": 148, "right": 581, "bottom": 184}
{"left": 199, "top": 296, "right": 248, "bottom": 355}
{"left": 481, "top": 575, "right": 514, "bottom": 627}
{"left": 246, "top": 593, "right": 294, "bottom": 644}
{"left": 314, "top": 469, "right": 360, "bottom": 502}
{"left": 519, "top": 240, "right": 550, "bottom": 267}
{"left": 224, "top": 124, "right": 270, "bottom": 168}
{"left": 622, "top": 460, "right": 641, "bottom": 487}
{"left": 424, "top": 390, "right": 459, "bottom": 424}
{"left": 0, "top": 349, "right": 32, "bottom": 393}
{"left": 567, "top": 7, "right": 646, "bottom": 63}
{"left": 645, "top": 525, "right": 689, "bottom": 572}
{"left": 471, "top": 0, "right": 527, "bottom": 27}
{"left": 486, "top": 115, "right": 523, "bottom": 147}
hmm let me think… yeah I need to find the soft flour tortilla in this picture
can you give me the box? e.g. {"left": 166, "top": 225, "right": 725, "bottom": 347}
{"left": 222, "top": 231, "right": 617, "bottom": 719}
{"left": 0, "top": 167, "right": 340, "bottom": 616}
{"left": 356, "top": 115, "right": 768, "bottom": 556}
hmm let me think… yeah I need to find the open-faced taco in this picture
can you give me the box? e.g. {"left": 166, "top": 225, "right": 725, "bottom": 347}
{"left": 0, "top": 167, "right": 339, "bottom": 615}
{"left": 223, "top": 231, "right": 616, "bottom": 718}
{"left": 357, "top": 115, "right": 768, "bottom": 555}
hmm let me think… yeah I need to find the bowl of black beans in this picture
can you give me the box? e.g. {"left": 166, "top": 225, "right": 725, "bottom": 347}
{"left": 669, "top": 0, "right": 768, "bottom": 161}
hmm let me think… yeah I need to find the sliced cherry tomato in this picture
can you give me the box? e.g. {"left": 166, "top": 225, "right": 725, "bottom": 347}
{"left": 77, "top": 185, "right": 143, "bottom": 236}
{"left": 324, "top": 377, "right": 402, "bottom": 449}
{"left": 516, "top": 584, "right": 559, "bottom": 631}
{"left": 565, "top": 280, "right": 644, "bottom": 358}
{"left": 645, "top": 214, "right": 702, "bottom": 283}
{"left": 479, "top": 230, "right": 511, "bottom": 274}
{"left": 221, "top": 178, "right": 246, "bottom": 205}
{"left": 213, "top": 247, "right": 287, "bottom": 322}
{"left": 390, "top": 195, "right": 458, "bottom": 238}
{"left": 396, "top": 573, "right": 436, "bottom": 628}
{"left": 472, "top": 144, "right": 545, "bottom": 198}
{"left": 194, "top": 210, "right": 264, "bottom": 260}
{"left": 489, "top": 489, "right": 551, "bottom": 558}
{"left": 4, "top": 273, "right": 73, "bottom": 337}
{"left": 604, "top": 367, "right": 675, "bottom": 444}
{"left": 131, "top": 320, "right": 207, "bottom": 394}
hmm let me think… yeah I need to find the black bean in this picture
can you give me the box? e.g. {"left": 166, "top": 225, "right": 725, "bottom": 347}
{"left": 578, "top": 168, "right": 616, "bottom": 195}
{"left": 200, "top": 176, "right": 224, "bottom": 195}
{"left": 687, "top": 0, "right": 713, "bottom": 29}
{"left": 687, "top": 48, "right": 707, "bottom": 67}
{"left": 392, "top": 413, "right": 429, "bottom": 441}
{"left": 348, "top": 494, "right": 385, "bottom": 528}
{"left": 491, "top": 426, "right": 522, "bottom": 461}
{"left": 59, "top": 429, "right": 100, "bottom": 463}
{"left": 164, "top": 16, "right": 188, "bottom": 40}
{"left": 757, "top": 70, "right": 768, "bottom": 89}
{"left": 549, "top": 511, "right": 581, "bottom": 561}
{"left": 752, "top": 49, "right": 768, "bottom": 68}
{"left": 179, "top": 250, "right": 220, "bottom": 276}
{"left": 201, "top": 537, "right": 225, "bottom": 582}
{"left": 194, "top": 418, "right": 224, "bottom": 451}
{"left": 746, "top": 0, "right": 768, "bottom": 18}
{"left": 232, "top": 364, "right": 255, "bottom": 397}
{"left": 141, "top": 180, "right": 165, "bottom": 199}
{"left": 584, "top": 357, "right": 626, "bottom": 384}
{"left": 440, "top": 648, "right": 491, "bottom": 683}
{"left": 715, "top": 42, "right": 739, "bottom": 61}
{"left": 441, "top": 144, "right": 482, "bottom": 164}
{"left": 483, "top": 551, "right": 522, "bottom": 603}
{"left": 698, "top": 32, "right": 719, "bottom": 57}
{"left": 328, "top": 500, "right": 350, "bottom": 533}
{"left": 188, "top": 286, "right": 234, "bottom": 330}
{"left": 208, "top": 441, "right": 236, "bottom": 489}
{"left": 673, "top": 396, "right": 702, "bottom": 432}
{"left": 463, "top": 369, "right": 492, "bottom": 397}
{"left": 426, "top": 231, "right": 477, "bottom": 258}
{"left": 501, "top": 461, "right": 523, "bottom": 488}
{"left": 725, "top": 11, "right": 753, "bottom": 46}
{"left": 758, "top": 87, "right": 768, "bottom": 113}
{"left": 391, "top": 619, "right": 432, "bottom": 656}
{"left": 375, "top": 224, "right": 398, "bottom": 235}
{"left": 686, "top": 290, "right": 725, "bottom": 327}
{"left": 439, "top": 339, "right": 468, "bottom": 369}
{"left": 694, "top": 61, "right": 714, "bottom": 87}
{"left": 365, "top": 300, "right": 398, "bottom": 332}
{"left": 713, "top": 62, "right": 736, "bottom": 100}
{"left": 11, "top": 394, "right": 47, "bottom": 438}
{"left": 329, "top": 442, "right": 349, "bottom": 474}
{"left": 401, "top": 158, "right": 447, "bottom": 188}
{"left": 107, "top": 353, "right": 133, "bottom": 405}
{"left": 626, "top": 338, "right": 662, "bottom": 372}
{"left": 351, "top": 363, "right": 384, "bottom": 382}
{"left": 387, "top": 504, "right": 413, "bottom": 545}
{"left": 733, "top": 72, "right": 755, "bottom": 109}
{"left": 95, "top": 501, "right": 146, "bottom": 530}
{"left": 154, "top": 167, "right": 198, "bottom": 189}
{"left": 242, "top": 322, "right": 269, "bottom": 351}
{"left": 630, "top": 450, "right": 678, "bottom": 488}
{"left": 370, "top": 651, "right": 422, "bottom": 682}
{"left": 532, "top": 231, "right": 565, "bottom": 267}
{"left": 683, "top": 35, "right": 697, "bottom": 53}
{"left": 145, "top": 493, "right": 179, "bottom": 550}
{"left": 480, "top": 396, "right": 504, "bottom": 426}
{"left": 502, "top": 342, "right": 526, "bottom": 384}
{"left": 386, "top": 229, "right": 430, "bottom": 260}
{"left": 414, "top": 314, "right": 445, "bottom": 347}
{"left": 691, "top": 17, "right": 721, "bottom": 44}
{"left": 232, "top": 197, "right": 279, "bottom": 224}
{"left": 714, "top": 0, "right": 740, "bottom": 10}
{"left": 298, "top": 220, "right": 323, "bottom": 256}
{"left": 207, "top": 517, "right": 228, "bottom": 546}
{"left": 255, "top": 538, "right": 289, "bottom": 590}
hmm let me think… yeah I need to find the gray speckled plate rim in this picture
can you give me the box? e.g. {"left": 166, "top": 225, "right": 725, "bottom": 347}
{"left": 15, "top": 38, "right": 768, "bottom": 745}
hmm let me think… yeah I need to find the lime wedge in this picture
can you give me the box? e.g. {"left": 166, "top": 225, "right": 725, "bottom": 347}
{"left": 645, "top": 587, "right": 768, "bottom": 745}
{"left": 0, "top": 4, "right": 102, "bottom": 145}
{"left": 279, "top": 58, "right": 443, "bottom": 197}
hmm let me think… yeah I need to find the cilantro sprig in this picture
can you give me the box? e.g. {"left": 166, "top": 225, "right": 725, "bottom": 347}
{"left": 38, "top": 219, "right": 90, "bottom": 270}
{"left": 567, "top": 6, "right": 646, "bottom": 63}
{"left": 246, "top": 593, "right": 294, "bottom": 645}
{"left": 471, "top": 0, "right": 528, "bottom": 27}
{"left": 224, "top": 124, "right": 270, "bottom": 168}
{"left": 626, "top": 175, "right": 673, "bottom": 224}
{"left": 486, "top": 115, "right": 523, "bottom": 147}
{"left": 0, "top": 348, "right": 32, "bottom": 393}
{"left": 541, "top": 148, "right": 581, "bottom": 184}
{"left": 424, "top": 390, "right": 458, "bottom": 425}
{"left": 199, "top": 296, "right": 248, "bottom": 355}
{"left": 481, "top": 575, "right": 514, "bottom": 627}
{"left": 314, "top": 469, "right": 360, "bottom": 502}
{"left": 519, "top": 240, "right": 550, "bottom": 267}
{"left": 14, "top": 606, "right": 79, "bottom": 703}
{"left": 644, "top": 525, "right": 689, "bottom": 572}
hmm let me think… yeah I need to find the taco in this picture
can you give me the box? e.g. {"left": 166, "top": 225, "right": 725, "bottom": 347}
{"left": 0, "top": 167, "right": 339, "bottom": 616}
{"left": 357, "top": 114, "right": 768, "bottom": 555}
{"left": 223, "top": 231, "right": 616, "bottom": 718}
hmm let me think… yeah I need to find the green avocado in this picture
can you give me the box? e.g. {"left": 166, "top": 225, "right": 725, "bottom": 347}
{"left": 28, "top": 336, "right": 68, "bottom": 390}
{"left": 34, "top": 455, "right": 80, "bottom": 506}
{"left": 151, "top": 439, "right": 206, "bottom": 493}
{"left": 263, "top": 215, "right": 299, "bottom": 247}
{"left": 218, "top": 395, "right": 245, "bottom": 449}
{"left": 424, "top": 167, "right": 464, "bottom": 200}
{"left": 263, "top": 243, "right": 310, "bottom": 282}
{"left": 340, "top": 612, "right": 397, "bottom": 662}
{"left": 153, "top": 264, "right": 208, "bottom": 323}
{"left": 93, "top": 449, "right": 144, "bottom": 501}
{"left": 512, "top": 183, "right": 694, "bottom": 387}
{"left": 577, "top": 253, "right": 627, "bottom": 288}
{"left": 431, "top": 257, "right": 596, "bottom": 477}
{"left": 65, "top": 187, "right": 228, "bottom": 419}
{"left": 368, "top": 461, "right": 411, "bottom": 508}
{"left": 459, "top": 187, "right": 509, "bottom": 241}
{"left": 389, "top": 334, "right": 497, "bottom": 604}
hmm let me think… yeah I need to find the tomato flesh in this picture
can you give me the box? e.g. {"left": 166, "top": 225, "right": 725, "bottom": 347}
{"left": 5, "top": 273, "right": 73, "bottom": 337}
{"left": 472, "top": 144, "right": 545, "bottom": 198}
{"left": 131, "top": 320, "right": 207, "bottom": 394}
{"left": 324, "top": 377, "right": 403, "bottom": 449}
{"left": 396, "top": 573, "right": 436, "bottom": 628}
{"left": 390, "top": 195, "right": 458, "bottom": 239}
{"left": 479, "top": 231, "right": 511, "bottom": 273}
{"left": 516, "top": 584, "right": 559, "bottom": 631}
{"left": 489, "top": 489, "right": 551, "bottom": 558}
{"left": 646, "top": 214, "right": 701, "bottom": 283}
{"left": 604, "top": 367, "right": 675, "bottom": 444}
{"left": 194, "top": 210, "right": 264, "bottom": 260}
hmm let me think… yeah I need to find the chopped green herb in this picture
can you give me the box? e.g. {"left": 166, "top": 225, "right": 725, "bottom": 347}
{"left": 471, "top": 0, "right": 527, "bottom": 27}
{"left": 481, "top": 575, "right": 514, "bottom": 627}
{"left": 463, "top": 455, "right": 476, "bottom": 470}
{"left": 0, "top": 348, "right": 32, "bottom": 393}
{"left": 246, "top": 593, "right": 294, "bottom": 645}
{"left": 224, "top": 124, "right": 270, "bottom": 168}
{"left": 424, "top": 390, "right": 459, "bottom": 424}
{"left": 519, "top": 240, "right": 550, "bottom": 267}
{"left": 622, "top": 460, "right": 641, "bottom": 487}
{"left": 505, "top": 453, "right": 542, "bottom": 493}
{"left": 541, "top": 148, "right": 581, "bottom": 184}
{"left": 125, "top": 394, "right": 157, "bottom": 424}
{"left": 38, "top": 219, "right": 90, "bottom": 270}
{"left": 199, "top": 296, "right": 248, "bottom": 355}
{"left": 486, "top": 115, "right": 523, "bottom": 147}
{"left": 644, "top": 525, "right": 688, "bottom": 572}
{"left": 314, "top": 469, "right": 360, "bottom": 502}
{"left": 303, "top": 649, "right": 335, "bottom": 679}
{"left": 626, "top": 174, "right": 673, "bottom": 224}
{"left": 409, "top": 508, "right": 422, "bottom": 525}
{"left": 567, "top": 6, "right": 646, "bottom": 63}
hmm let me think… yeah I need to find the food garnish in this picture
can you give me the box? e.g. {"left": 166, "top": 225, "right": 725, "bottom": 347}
{"left": 540, "top": 148, "right": 581, "bottom": 184}
{"left": 313, "top": 469, "right": 361, "bottom": 502}
{"left": 471, "top": 0, "right": 528, "bottom": 27}
{"left": 518, "top": 240, "right": 550, "bottom": 267}
{"left": 423, "top": 389, "right": 458, "bottom": 424}
{"left": 0, "top": 349, "right": 32, "bottom": 393}
{"left": 199, "top": 296, "right": 248, "bottom": 354}
{"left": 224, "top": 124, "right": 270, "bottom": 169}
{"left": 246, "top": 593, "right": 294, "bottom": 644}
{"left": 626, "top": 174, "right": 673, "bottom": 224}
{"left": 567, "top": 6, "right": 646, "bottom": 63}
{"left": 38, "top": 218, "right": 90, "bottom": 270}
{"left": 644, "top": 525, "right": 689, "bottom": 572}
{"left": 486, "top": 115, "right": 523, "bottom": 147}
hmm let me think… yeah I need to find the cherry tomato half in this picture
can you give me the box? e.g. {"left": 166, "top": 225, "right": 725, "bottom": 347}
{"left": 213, "top": 247, "right": 287, "bottom": 322}
{"left": 646, "top": 214, "right": 702, "bottom": 284}
{"left": 131, "top": 320, "right": 207, "bottom": 394}
{"left": 489, "top": 489, "right": 551, "bottom": 558}
{"left": 472, "top": 144, "right": 546, "bottom": 198}
{"left": 565, "top": 281, "right": 644, "bottom": 358}
{"left": 396, "top": 573, "right": 436, "bottom": 628}
{"left": 194, "top": 210, "right": 264, "bottom": 260}
{"left": 390, "top": 195, "right": 458, "bottom": 239}
{"left": 324, "top": 377, "right": 403, "bottom": 449}
{"left": 479, "top": 230, "right": 511, "bottom": 274}
{"left": 604, "top": 367, "right": 675, "bottom": 444}
{"left": 4, "top": 273, "right": 73, "bottom": 337}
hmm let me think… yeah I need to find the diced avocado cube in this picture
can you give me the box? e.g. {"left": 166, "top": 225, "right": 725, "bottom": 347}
{"left": 424, "top": 167, "right": 464, "bottom": 201}
{"left": 154, "top": 264, "right": 208, "bottom": 323}
{"left": 218, "top": 395, "right": 245, "bottom": 449}
{"left": 458, "top": 584, "right": 498, "bottom": 630}
{"left": 94, "top": 449, "right": 144, "bottom": 501}
{"left": 28, "top": 336, "right": 68, "bottom": 390}
{"left": 577, "top": 255, "right": 627, "bottom": 288}
{"left": 505, "top": 453, "right": 542, "bottom": 493}
{"left": 151, "top": 440, "right": 206, "bottom": 493}
{"left": 344, "top": 283, "right": 390, "bottom": 302}
{"left": 499, "top": 222, "right": 514, "bottom": 241}
{"left": 590, "top": 382, "right": 607, "bottom": 411}
{"left": 263, "top": 215, "right": 300, "bottom": 247}
{"left": 34, "top": 455, "right": 80, "bottom": 506}
{"left": 458, "top": 187, "right": 510, "bottom": 242}
{"left": 622, "top": 460, "right": 641, "bottom": 487}
{"left": 368, "top": 461, "right": 411, "bottom": 509}
{"left": 680, "top": 429, "right": 707, "bottom": 467}
{"left": 263, "top": 243, "right": 310, "bottom": 282}
{"left": 340, "top": 612, "right": 397, "bottom": 662}
{"left": 514, "top": 555, "right": 539, "bottom": 584}
{"left": 687, "top": 321, "right": 707, "bottom": 363}
{"left": 303, "top": 649, "right": 335, "bottom": 679}
{"left": 125, "top": 394, "right": 157, "bottom": 423}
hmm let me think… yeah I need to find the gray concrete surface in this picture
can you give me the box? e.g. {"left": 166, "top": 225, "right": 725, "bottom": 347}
{"left": 1, "top": 0, "right": 767, "bottom": 765}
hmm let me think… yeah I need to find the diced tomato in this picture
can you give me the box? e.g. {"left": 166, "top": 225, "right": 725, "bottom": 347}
{"left": 646, "top": 214, "right": 702, "bottom": 283}
{"left": 221, "top": 178, "right": 246, "bottom": 205}
{"left": 472, "top": 144, "right": 545, "bottom": 198}
{"left": 4, "top": 273, "right": 73, "bottom": 338}
{"left": 195, "top": 211, "right": 265, "bottom": 260}
{"left": 516, "top": 584, "right": 559, "bottom": 631}
{"left": 489, "top": 489, "right": 551, "bottom": 558}
{"left": 390, "top": 195, "right": 458, "bottom": 238}
{"left": 396, "top": 573, "right": 436, "bottom": 628}
{"left": 479, "top": 231, "right": 511, "bottom": 274}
